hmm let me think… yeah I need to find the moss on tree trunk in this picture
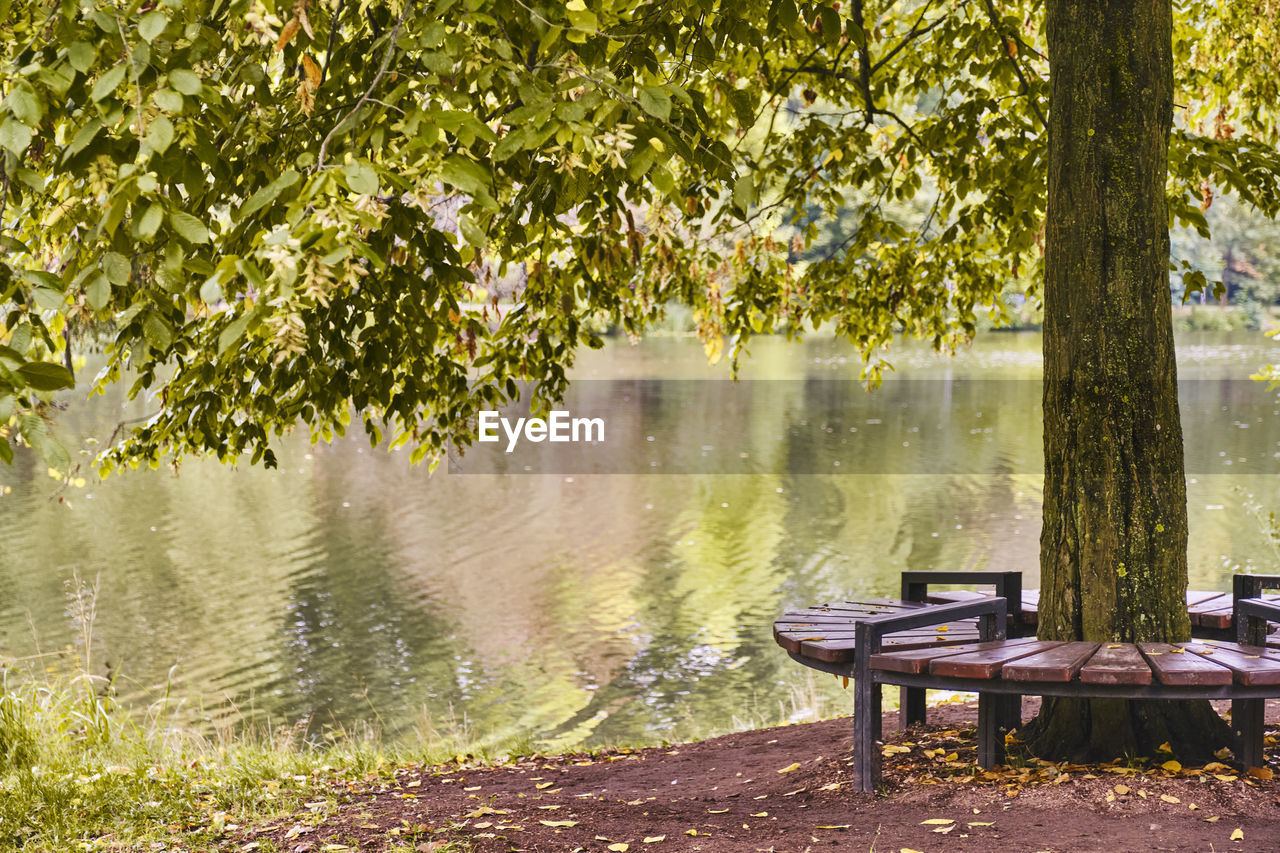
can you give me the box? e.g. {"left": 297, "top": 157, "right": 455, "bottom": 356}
{"left": 1025, "top": 0, "right": 1232, "bottom": 761}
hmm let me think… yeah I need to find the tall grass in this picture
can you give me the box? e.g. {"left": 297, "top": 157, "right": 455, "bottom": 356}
{"left": 0, "top": 576, "right": 524, "bottom": 851}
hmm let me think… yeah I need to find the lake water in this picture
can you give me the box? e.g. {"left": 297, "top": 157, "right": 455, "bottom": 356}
{"left": 2, "top": 331, "right": 1280, "bottom": 751}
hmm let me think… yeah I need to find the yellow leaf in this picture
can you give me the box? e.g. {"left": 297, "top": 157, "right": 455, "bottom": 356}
{"left": 1161, "top": 760, "right": 1182, "bottom": 772}
{"left": 968, "top": 821, "right": 995, "bottom": 826}
{"left": 1230, "top": 828, "right": 1244, "bottom": 841}
{"left": 301, "top": 55, "right": 322, "bottom": 87}
{"left": 933, "top": 824, "right": 955, "bottom": 834}
{"left": 684, "top": 829, "right": 699, "bottom": 836}
{"left": 1214, "top": 774, "right": 1239, "bottom": 782}
{"left": 708, "top": 808, "right": 728, "bottom": 814}
{"left": 536, "top": 782, "right": 554, "bottom": 789}
{"left": 1160, "top": 794, "right": 1180, "bottom": 804}
{"left": 608, "top": 845, "right": 629, "bottom": 852}
{"left": 817, "top": 824, "right": 851, "bottom": 830}
{"left": 920, "top": 818, "right": 955, "bottom": 825}
{"left": 1205, "top": 816, "right": 1220, "bottom": 822}
{"left": 539, "top": 820, "right": 577, "bottom": 827}
{"left": 1248, "top": 766, "right": 1274, "bottom": 780}
{"left": 276, "top": 17, "right": 301, "bottom": 50}
{"left": 643, "top": 836, "right": 665, "bottom": 843}
{"left": 751, "top": 812, "right": 767, "bottom": 817}
{"left": 777, "top": 763, "right": 800, "bottom": 774}
{"left": 1156, "top": 741, "right": 1173, "bottom": 753}
{"left": 901, "top": 849, "right": 927, "bottom": 853}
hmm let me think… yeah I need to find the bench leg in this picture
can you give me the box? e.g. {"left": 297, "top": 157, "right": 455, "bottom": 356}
{"left": 900, "top": 686, "right": 927, "bottom": 729}
{"left": 977, "top": 692, "right": 1006, "bottom": 768}
{"left": 998, "top": 693, "right": 1021, "bottom": 734}
{"left": 1232, "top": 698, "right": 1264, "bottom": 769}
{"left": 853, "top": 678, "right": 883, "bottom": 792}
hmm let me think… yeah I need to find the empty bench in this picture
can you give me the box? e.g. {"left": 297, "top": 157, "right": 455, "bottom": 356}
{"left": 845, "top": 597, "right": 1280, "bottom": 791}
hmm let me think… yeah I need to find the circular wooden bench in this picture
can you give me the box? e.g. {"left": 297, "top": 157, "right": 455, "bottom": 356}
{"left": 778, "top": 594, "right": 1280, "bottom": 791}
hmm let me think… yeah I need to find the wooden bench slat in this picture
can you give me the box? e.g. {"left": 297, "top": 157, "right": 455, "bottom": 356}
{"left": 1002, "top": 642, "right": 1100, "bottom": 682}
{"left": 775, "top": 626, "right": 981, "bottom": 650}
{"left": 929, "top": 640, "right": 1062, "bottom": 678}
{"left": 1186, "top": 590, "right": 1228, "bottom": 608}
{"left": 1184, "top": 641, "right": 1280, "bottom": 686}
{"left": 1138, "top": 643, "right": 1234, "bottom": 686}
{"left": 793, "top": 633, "right": 981, "bottom": 662}
{"left": 1079, "top": 644, "right": 1153, "bottom": 685}
{"left": 868, "top": 637, "right": 1043, "bottom": 674}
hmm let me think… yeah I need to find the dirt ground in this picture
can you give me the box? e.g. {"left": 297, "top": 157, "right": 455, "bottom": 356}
{"left": 246, "top": 698, "right": 1280, "bottom": 853}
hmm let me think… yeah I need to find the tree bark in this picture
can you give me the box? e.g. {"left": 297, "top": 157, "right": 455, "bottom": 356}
{"left": 1025, "top": 0, "right": 1232, "bottom": 760}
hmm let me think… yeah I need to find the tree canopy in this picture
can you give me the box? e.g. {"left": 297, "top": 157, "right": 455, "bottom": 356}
{"left": 2, "top": 0, "right": 1280, "bottom": 474}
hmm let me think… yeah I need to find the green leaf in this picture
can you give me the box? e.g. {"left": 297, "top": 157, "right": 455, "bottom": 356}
{"left": 440, "top": 155, "right": 490, "bottom": 196}
{"left": 143, "top": 314, "right": 173, "bottom": 351}
{"left": 6, "top": 85, "right": 42, "bottom": 127}
{"left": 733, "top": 173, "right": 756, "bottom": 211}
{"left": 64, "top": 120, "right": 101, "bottom": 158}
{"left": 17, "top": 362, "right": 74, "bottom": 391}
{"left": 145, "top": 116, "right": 175, "bottom": 154}
{"left": 240, "top": 169, "right": 301, "bottom": 219}
{"left": 819, "top": 6, "right": 840, "bottom": 45}
{"left": 200, "top": 276, "right": 223, "bottom": 304}
{"left": 0, "top": 118, "right": 31, "bottom": 155}
{"left": 138, "top": 10, "right": 167, "bottom": 42}
{"left": 91, "top": 64, "right": 127, "bottom": 102}
{"left": 343, "top": 162, "right": 378, "bottom": 195}
{"left": 86, "top": 271, "right": 111, "bottom": 311}
{"left": 68, "top": 41, "right": 96, "bottom": 73}
{"left": 103, "top": 252, "right": 131, "bottom": 285}
{"left": 135, "top": 203, "right": 163, "bottom": 239}
{"left": 33, "top": 287, "right": 65, "bottom": 310}
{"left": 170, "top": 211, "right": 209, "bottom": 243}
{"left": 637, "top": 86, "right": 672, "bottom": 121}
{"left": 168, "top": 69, "right": 202, "bottom": 96}
{"left": 154, "top": 88, "right": 184, "bottom": 113}
{"left": 459, "top": 214, "right": 488, "bottom": 250}
{"left": 218, "top": 314, "right": 252, "bottom": 353}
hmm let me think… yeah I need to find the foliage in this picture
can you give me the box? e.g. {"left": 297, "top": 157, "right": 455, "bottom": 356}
{"left": 3, "top": 0, "right": 1280, "bottom": 472}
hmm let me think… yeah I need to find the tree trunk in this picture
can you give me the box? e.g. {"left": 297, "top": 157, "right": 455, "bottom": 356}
{"left": 1025, "top": 0, "right": 1232, "bottom": 761}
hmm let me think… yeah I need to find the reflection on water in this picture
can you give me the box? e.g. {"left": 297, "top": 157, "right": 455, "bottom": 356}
{"left": 1, "top": 331, "right": 1279, "bottom": 749}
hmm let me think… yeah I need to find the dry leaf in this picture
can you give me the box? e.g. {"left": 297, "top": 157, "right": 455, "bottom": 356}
{"left": 1248, "top": 766, "right": 1274, "bottom": 781}
{"left": 1161, "top": 794, "right": 1181, "bottom": 804}
{"left": 608, "top": 845, "right": 629, "bottom": 852}
{"left": 539, "top": 820, "right": 577, "bottom": 827}
{"left": 776, "top": 763, "right": 800, "bottom": 773}
{"left": 708, "top": 808, "right": 728, "bottom": 814}
{"left": 921, "top": 818, "right": 955, "bottom": 825}
{"left": 1161, "top": 760, "right": 1182, "bottom": 772}
{"left": 1114, "top": 784, "right": 1131, "bottom": 795}
{"left": 1230, "top": 828, "right": 1244, "bottom": 841}
{"left": 816, "top": 824, "right": 851, "bottom": 830}
{"left": 643, "top": 836, "right": 665, "bottom": 843}
{"left": 536, "top": 782, "right": 554, "bottom": 789}
{"left": 295, "top": 0, "right": 314, "bottom": 38}
{"left": 276, "top": 18, "right": 301, "bottom": 50}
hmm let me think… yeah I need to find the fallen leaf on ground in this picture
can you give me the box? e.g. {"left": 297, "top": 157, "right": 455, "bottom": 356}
{"left": 921, "top": 818, "right": 954, "bottom": 825}
{"left": 1161, "top": 760, "right": 1182, "bottom": 772}
{"left": 643, "top": 836, "right": 665, "bottom": 843}
{"left": 1231, "top": 828, "right": 1244, "bottom": 841}
{"left": 817, "top": 824, "right": 852, "bottom": 830}
{"left": 608, "top": 845, "right": 629, "bottom": 852}
{"left": 1160, "top": 794, "right": 1180, "bottom": 804}
{"left": 776, "top": 763, "right": 800, "bottom": 773}
{"left": 539, "top": 820, "right": 577, "bottom": 827}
